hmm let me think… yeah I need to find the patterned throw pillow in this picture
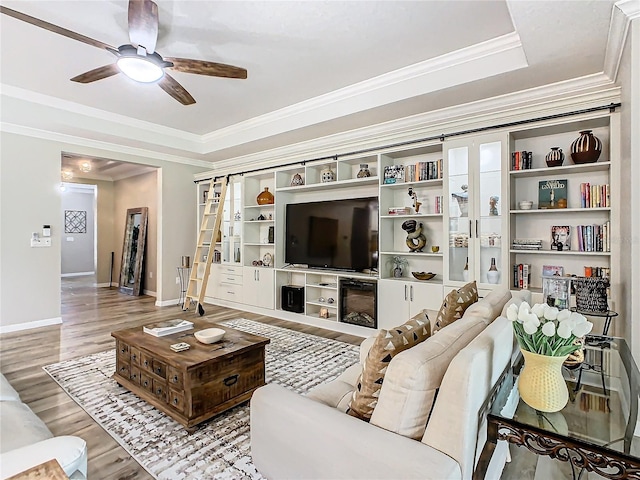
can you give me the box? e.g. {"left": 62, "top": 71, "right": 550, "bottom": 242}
{"left": 347, "top": 310, "right": 431, "bottom": 421}
{"left": 433, "top": 281, "right": 478, "bottom": 332}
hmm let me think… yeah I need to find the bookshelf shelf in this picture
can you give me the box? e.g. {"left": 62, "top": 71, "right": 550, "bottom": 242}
{"left": 510, "top": 250, "right": 611, "bottom": 256}
{"left": 508, "top": 161, "right": 611, "bottom": 178}
{"left": 510, "top": 207, "right": 611, "bottom": 214}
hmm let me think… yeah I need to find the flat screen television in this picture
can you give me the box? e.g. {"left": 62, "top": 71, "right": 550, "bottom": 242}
{"left": 285, "top": 197, "right": 378, "bottom": 271}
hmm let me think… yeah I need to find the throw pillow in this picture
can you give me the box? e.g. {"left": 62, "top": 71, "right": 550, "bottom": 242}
{"left": 347, "top": 310, "right": 431, "bottom": 421}
{"left": 433, "top": 281, "right": 478, "bottom": 332}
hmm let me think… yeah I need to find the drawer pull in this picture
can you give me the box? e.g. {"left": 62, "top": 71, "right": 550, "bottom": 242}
{"left": 132, "top": 354, "right": 137, "bottom": 361}
{"left": 143, "top": 380, "right": 149, "bottom": 387}
{"left": 144, "top": 360, "right": 149, "bottom": 367}
{"left": 172, "top": 375, "right": 179, "bottom": 383}
{"left": 156, "top": 367, "right": 162, "bottom": 374}
{"left": 156, "top": 388, "right": 162, "bottom": 395}
{"left": 173, "top": 398, "right": 179, "bottom": 405}
{"left": 224, "top": 374, "right": 239, "bottom": 387}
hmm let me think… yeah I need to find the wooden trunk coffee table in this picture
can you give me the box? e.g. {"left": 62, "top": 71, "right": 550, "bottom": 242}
{"left": 111, "top": 320, "right": 270, "bottom": 431}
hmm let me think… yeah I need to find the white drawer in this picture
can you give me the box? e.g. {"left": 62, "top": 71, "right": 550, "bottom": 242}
{"left": 218, "top": 274, "right": 243, "bottom": 285}
{"left": 218, "top": 265, "right": 243, "bottom": 276}
{"left": 216, "top": 283, "right": 244, "bottom": 302}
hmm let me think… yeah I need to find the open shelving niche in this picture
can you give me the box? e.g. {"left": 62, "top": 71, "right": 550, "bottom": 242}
{"left": 507, "top": 112, "right": 618, "bottom": 310}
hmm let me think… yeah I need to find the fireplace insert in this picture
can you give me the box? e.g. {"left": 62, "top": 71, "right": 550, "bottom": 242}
{"left": 339, "top": 278, "right": 377, "bottom": 329}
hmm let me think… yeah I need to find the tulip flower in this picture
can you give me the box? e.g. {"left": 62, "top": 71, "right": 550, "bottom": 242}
{"left": 542, "top": 321, "right": 556, "bottom": 337}
{"left": 557, "top": 320, "right": 573, "bottom": 339}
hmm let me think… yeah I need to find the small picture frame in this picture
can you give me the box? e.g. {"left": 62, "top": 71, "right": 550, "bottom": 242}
{"left": 319, "top": 307, "right": 330, "bottom": 319}
{"left": 542, "top": 275, "right": 572, "bottom": 310}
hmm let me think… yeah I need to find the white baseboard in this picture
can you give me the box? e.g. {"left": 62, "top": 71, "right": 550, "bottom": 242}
{"left": 0, "top": 317, "right": 62, "bottom": 334}
{"left": 61, "top": 272, "right": 95, "bottom": 277}
{"left": 94, "top": 283, "right": 113, "bottom": 287}
{"left": 144, "top": 289, "right": 157, "bottom": 297}
{"left": 156, "top": 298, "right": 181, "bottom": 307}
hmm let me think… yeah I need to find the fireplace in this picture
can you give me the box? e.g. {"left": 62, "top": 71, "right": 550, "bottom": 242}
{"left": 339, "top": 279, "right": 377, "bottom": 329}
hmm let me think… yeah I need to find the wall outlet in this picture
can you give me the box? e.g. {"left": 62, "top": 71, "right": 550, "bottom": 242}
{"left": 176, "top": 276, "right": 180, "bottom": 284}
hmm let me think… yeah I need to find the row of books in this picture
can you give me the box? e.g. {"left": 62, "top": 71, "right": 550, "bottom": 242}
{"left": 584, "top": 266, "right": 611, "bottom": 279}
{"left": 511, "top": 239, "right": 543, "bottom": 250}
{"left": 511, "top": 151, "right": 533, "bottom": 171}
{"left": 402, "top": 160, "right": 443, "bottom": 182}
{"left": 434, "top": 195, "right": 444, "bottom": 214}
{"left": 576, "top": 221, "right": 610, "bottom": 252}
{"left": 513, "top": 263, "right": 532, "bottom": 289}
{"left": 580, "top": 183, "right": 610, "bottom": 208}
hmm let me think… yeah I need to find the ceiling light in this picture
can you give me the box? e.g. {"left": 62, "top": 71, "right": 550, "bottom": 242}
{"left": 80, "top": 161, "right": 92, "bottom": 173}
{"left": 61, "top": 170, "right": 73, "bottom": 181}
{"left": 116, "top": 45, "right": 168, "bottom": 83}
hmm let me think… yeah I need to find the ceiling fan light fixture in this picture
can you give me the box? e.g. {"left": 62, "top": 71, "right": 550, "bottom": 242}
{"left": 79, "top": 161, "right": 92, "bottom": 173}
{"left": 117, "top": 56, "right": 164, "bottom": 83}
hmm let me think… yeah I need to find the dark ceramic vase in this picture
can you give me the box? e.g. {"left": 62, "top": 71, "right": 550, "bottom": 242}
{"left": 545, "top": 147, "right": 564, "bottom": 167}
{"left": 570, "top": 130, "right": 602, "bottom": 164}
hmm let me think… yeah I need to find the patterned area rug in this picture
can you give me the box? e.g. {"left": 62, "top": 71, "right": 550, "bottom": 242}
{"left": 43, "top": 319, "right": 360, "bottom": 480}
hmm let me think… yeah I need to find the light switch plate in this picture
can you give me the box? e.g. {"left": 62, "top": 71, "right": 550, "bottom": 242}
{"left": 31, "top": 237, "right": 52, "bottom": 247}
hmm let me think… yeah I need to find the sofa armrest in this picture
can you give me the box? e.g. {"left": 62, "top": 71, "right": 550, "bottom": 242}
{"left": 251, "top": 384, "right": 461, "bottom": 480}
{"left": 0, "top": 436, "right": 87, "bottom": 480}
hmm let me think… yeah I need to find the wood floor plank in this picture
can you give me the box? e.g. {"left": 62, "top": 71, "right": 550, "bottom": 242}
{"left": 0, "top": 276, "right": 363, "bottom": 479}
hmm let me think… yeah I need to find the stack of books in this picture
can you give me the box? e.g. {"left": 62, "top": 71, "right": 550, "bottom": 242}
{"left": 511, "top": 239, "right": 543, "bottom": 250}
{"left": 388, "top": 206, "right": 412, "bottom": 215}
{"left": 513, "top": 263, "right": 531, "bottom": 289}
{"left": 576, "top": 221, "right": 610, "bottom": 252}
{"left": 143, "top": 319, "right": 194, "bottom": 337}
{"left": 580, "top": 183, "right": 610, "bottom": 208}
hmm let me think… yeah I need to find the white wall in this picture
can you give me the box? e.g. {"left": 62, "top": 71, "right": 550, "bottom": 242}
{"left": 61, "top": 186, "right": 95, "bottom": 275}
{"left": 0, "top": 131, "right": 207, "bottom": 332}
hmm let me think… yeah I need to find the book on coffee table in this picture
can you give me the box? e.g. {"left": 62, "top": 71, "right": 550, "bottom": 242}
{"left": 143, "top": 319, "right": 194, "bottom": 337}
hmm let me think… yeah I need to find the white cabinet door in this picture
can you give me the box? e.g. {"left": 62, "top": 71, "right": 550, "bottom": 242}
{"left": 243, "top": 267, "right": 274, "bottom": 309}
{"left": 377, "top": 279, "right": 410, "bottom": 329}
{"left": 407, "top": 281, "right": 444, "bottom": 317}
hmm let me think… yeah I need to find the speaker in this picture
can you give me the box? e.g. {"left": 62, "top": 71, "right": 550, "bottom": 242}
{"left": 282, "top": 285, "right": 304, "bottom": 313}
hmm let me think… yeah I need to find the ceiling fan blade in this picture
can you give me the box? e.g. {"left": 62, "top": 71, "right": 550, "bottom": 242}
{"left": 0, "top": 5, "right": 116, "bottom": 52}
{"left": 70, "top": 64, "right": 120, "bottom": 83}
{"left": 158, "top": 73, "right": 196, "bottom": 105}
{"left": 165, "top": 57, "right": 247, "bottom": 79}
{"left": 128, "top": 0, "right": 158, "bottom": 54}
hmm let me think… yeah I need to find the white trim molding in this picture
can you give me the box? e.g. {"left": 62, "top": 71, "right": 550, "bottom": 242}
{"left": 0, "top": 317, "right": 62, "bottom": 334}
{"left": 61, "top": 271, "right": 95, "bottom": 277}
{"left": 604, "top": 0, "right": 640, "bottom": 81}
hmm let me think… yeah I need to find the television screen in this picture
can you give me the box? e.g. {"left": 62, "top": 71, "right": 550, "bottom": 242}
{"left": 285, "top": 197, "right": 378, "bottom": 271}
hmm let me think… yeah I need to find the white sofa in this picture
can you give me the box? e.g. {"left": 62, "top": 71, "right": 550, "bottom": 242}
{"left": 251, "top": 287, "right": 530, "bottom": 480}
{"left": 0, "top": 373, "right": 87, "bottom": 479}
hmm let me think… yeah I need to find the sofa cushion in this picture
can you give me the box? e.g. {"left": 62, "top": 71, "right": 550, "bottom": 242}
{"left": 306, "top": 363, "right": 361, "bottom": 412}
{"left": 433, "top": 281, "right": 478, "bottom": 332}
{"left": 0, "top": 401, "right": 53, "bottom": 453}
{"left": 464, "top": 287, "right": 511, "bottom": 323}
{"left": 369, "top": 309, "right": 489, "bottom": 440}
{"left": 347, "top": 310, "right": 431, "bottom": 421}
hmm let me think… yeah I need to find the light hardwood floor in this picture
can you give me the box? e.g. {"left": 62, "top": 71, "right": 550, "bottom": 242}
{"left": 0, "top": 276, "right": 362, "bottom": 479}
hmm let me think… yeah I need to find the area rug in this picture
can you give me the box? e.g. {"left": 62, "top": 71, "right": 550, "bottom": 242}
{"left": 43, "top": 318, "right": 360, "bottom": 480}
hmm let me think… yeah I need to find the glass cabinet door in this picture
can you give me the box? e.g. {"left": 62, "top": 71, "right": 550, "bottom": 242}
{"left": 222, "top": 179, "right": 243, "bottom": 264}
{"left": 477, "top": 140, "right": 502, "bottom": 284}
{"left": 446, "top": 145, "right": 470, "bottom": 283}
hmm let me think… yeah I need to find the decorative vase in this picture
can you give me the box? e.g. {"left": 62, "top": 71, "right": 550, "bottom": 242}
{"left": 570, "top": 130, "right": 602, "bottom": 164}
{"left": 256, "top": 187, "right": 274, "bottom": 205}
{"left": 545, "top": 147, "right": 565, "bottom": 167}
{"left": 321, "top": 165, "right": 336, "bottom": 183}
{"left": 393, "top": 266, "right": 403, "bottom": 278}
{"left": 357, "top": 164, "right": 371, "bottom": 178}
{"left": 518, "top": 349, "right": 569, "bottom": 412}
{"left": 487, "top": 257, "right": 499, "bottom": 284}
{"left": 290, "top": 173, "right": 304, "bottom": 186}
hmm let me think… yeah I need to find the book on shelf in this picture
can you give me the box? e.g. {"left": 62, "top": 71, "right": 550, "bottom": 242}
{"left": 511, "top": 239, "right": 542, "bottom": 250}
{"left": 580, "top": 183, "right": 610, "bottom": 208}
{"left": 551, "top": 225, "right": 571, "bottom": 251}
{"left": 583, "top": 266, "right": 610, "bottom": 279}
{"left": 538, "top": 179, "right": 568, "bottom": 209}
{"left": 143, "top": 319, "right": 194, "bottom": 337}
{"left": 434, "top": 195, "right": 443, "bottom": 214}
{"left": 576, "top": 221, "right": 610, "bottom": 252}
{"left": 513, "top": 263, "right": 531, "bottom": 289}
{"left": 511, "top": 151, "right": 532, "bottom": 170}
{"left": 542, "top": 265, "right": 564, "bottom": 277}
{"left": 402, "top": 159, "right": 443, "bottom": 182}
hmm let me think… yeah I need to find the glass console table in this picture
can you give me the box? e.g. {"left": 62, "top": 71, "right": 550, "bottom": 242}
{"left": 474, "top": 335, "right": 640, "bottom": 480}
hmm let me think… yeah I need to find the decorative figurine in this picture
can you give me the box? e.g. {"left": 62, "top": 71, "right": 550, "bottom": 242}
{"left": 489, "top": 196, "right": 499, "bottom": 216}
{"left": 408, "top": 187, "right": 422, "bottom": 214}
{"left": 452, "top": 185, "right": 469, "bottom": 217}
{"left": 401, "top": 219, "right": 427, "bottom": 252}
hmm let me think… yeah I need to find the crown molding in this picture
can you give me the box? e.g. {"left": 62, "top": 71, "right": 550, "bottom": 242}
{"left": 202, "top": 74, "right": 619, "bottom": 176}
{"left": 200, "top": 32, "right": 527, "bottom": 153}
{"left": 604, "top": 0, "right": 640, "bottom": 81}
{"left": 0, "top": 84, "right": 203, "bottom": 151}
{"left": 0, "top": 122, "right": 212, "bottom": 168}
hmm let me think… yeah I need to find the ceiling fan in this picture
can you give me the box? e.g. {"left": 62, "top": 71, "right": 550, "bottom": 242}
{"left": 0, "top": 0, "right": 247, "bottom": 105}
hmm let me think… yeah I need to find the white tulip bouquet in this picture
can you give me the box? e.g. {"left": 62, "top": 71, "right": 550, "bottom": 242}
{"left": 506, "top": 302, "right": 594, "bottom": 357}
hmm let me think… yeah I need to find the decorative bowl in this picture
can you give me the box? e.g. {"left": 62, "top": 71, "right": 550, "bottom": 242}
{"left": 519, "top": 201, "right": 534, "bottom": 210}
{"left": 194, "top": 327, "right": 225, "bottom": 344}
{"left": 411, "top": 272, "right": 436, "bottom": 281}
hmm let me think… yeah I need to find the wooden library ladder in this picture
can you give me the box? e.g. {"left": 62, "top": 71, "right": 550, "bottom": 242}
{"left": 183, "top": 176, "right": 228, "bottom": 316}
